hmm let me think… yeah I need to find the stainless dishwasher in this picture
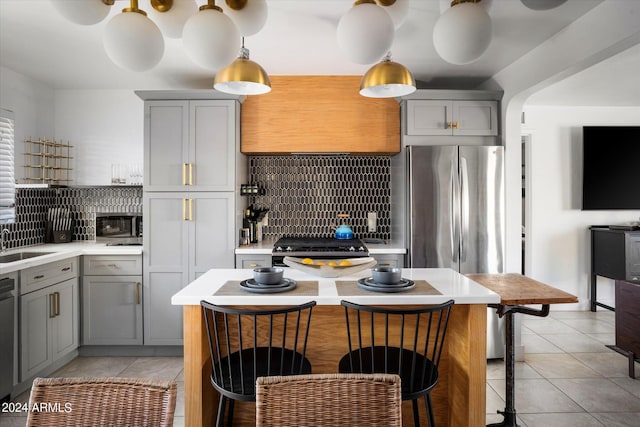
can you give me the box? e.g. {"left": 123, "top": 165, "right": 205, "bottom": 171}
{"left": 0, "top": 277, "right": 15, "bottom": 401}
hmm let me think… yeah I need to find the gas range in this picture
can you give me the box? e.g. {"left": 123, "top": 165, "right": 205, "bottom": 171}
{"left": 272, "top": 236, "right": 369, "bottom": 266}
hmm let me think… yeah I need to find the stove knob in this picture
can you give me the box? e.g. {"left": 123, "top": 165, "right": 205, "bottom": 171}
{"left": 358, "top": 246, "right": 366, "bottom": 252}
{"left": 286, "top": 246, "right": 293, "bottom": 252}
{"left": 275, "top": 246, "right": 283, "bottom": 252}
{"left": 348, "top": 246, "right": 356, "bottom": 252}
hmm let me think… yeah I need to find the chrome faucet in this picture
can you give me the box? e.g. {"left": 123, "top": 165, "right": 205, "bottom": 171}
{"left": 1, "top": 228, "right": 9, "bottom": 253}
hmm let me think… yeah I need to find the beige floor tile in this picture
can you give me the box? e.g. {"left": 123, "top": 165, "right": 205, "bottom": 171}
{"left": 591, "top": 412, "right": 640, "bottom": 427}
{"left": 541, "top": 333, "right": 611, "bottom": 353}
{"left": 0, "top": 416, "right": 30, "bottom": 426}
{"left": 117, "top": 357, "right": 184, "bottom": 380}
{"left": 486, "top": 383, "right": 504, "bottom": 415}
{"left": 486, "top": 359, "right": 542, "bottom": 380}
{"left": 549, "top": 378, "right": 640, "bottom": 412}
{"left": 611, "top": 377, "right": 640, "bottom": 399}
{"left": 487, "top": 378, "right": 584, "bottom": 413}
{"left": 51, "top": 356, "right": 137, "bottom": 378}
{"left": 585, "top": 332, "right": 615, "bottom": 345}
{"left": 174, "top": 381, "right": 184, "bottom": 417}
{"left": 549, "top": 311, "right": 602, "bottom": 320}
{"left": 524, "top": 353, "right": 601, "bottom": 378}
{"left": 522, "top": 318, "right": 580, "bottom": 334}
{"left": 518, "top": 412, "right": 604, "bottom": 426}
{"left": 521, "top": 325, "right": 535, "bottom": 335}
{"left": 522, "top": 333, "right": 564, "bottom": 354}
{"left": 557, "top": 318, "right": 615, "bottom": 334}
{"left": 572, "top": 352, "right": 637, "bottom": 378}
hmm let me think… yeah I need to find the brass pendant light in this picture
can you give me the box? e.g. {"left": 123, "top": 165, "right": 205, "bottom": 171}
{"left": 360, "top": 52, "right": 416, "bottom": 98}
{"left": 214, "top": 39, "right": 271, "bottom": 95}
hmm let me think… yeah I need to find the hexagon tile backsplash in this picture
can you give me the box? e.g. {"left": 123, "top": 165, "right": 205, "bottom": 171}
{"left": 3, "top": 186, "right": 142, "bottom": 250}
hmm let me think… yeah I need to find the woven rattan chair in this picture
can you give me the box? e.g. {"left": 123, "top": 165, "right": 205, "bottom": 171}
{"left": 25, "top": 377, "right": 177, "bottom": 427}
{"left": 338, "top": 299, "right": 454, "bottom": 427}
{"left": 201, "top": 300, "right": 316, "bottom": 427}
{"left": 256, "top": 373, "right": 402, "bottom": 427}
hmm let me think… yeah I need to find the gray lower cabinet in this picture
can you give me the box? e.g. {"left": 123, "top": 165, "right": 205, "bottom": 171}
{"left": 371, "top": 254, "right": 405, "bottom": 268}
{"left": 144, "top": 192, "right": 235, "bottom": 345}
{"left": 235, "top": 254, "right": 272, "bottom": 269}
{"left": 20, "top": 258, "right": 79, "bottom": 381}
{"left": 82, "top": 255, "right": 143, "bottom": 345}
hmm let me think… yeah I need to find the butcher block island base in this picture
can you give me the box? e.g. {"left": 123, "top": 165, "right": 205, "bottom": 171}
{"left": 173, "top": 268, "right": 501, "bottom": 427}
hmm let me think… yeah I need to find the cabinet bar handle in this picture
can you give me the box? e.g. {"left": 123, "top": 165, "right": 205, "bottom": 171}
{"left": 182, "top": 198, "right": 187, "bottom": 221}
{"left": 34, "top": 274, "right": 45, "bottom": 280}
{"left": 188, "top": 198, "right": 193, "bottom": 221}
{"left": 55, "top": 291, "right": 60, "bottom": 317}
{"left": 135, "top": 282, "right": 141, "bottom": 305}
{"left": 105, "top": 264, "right": 117, "bottom": 268}
{"left": 49, "top": 294, "right": 56, "bottom": 318}
{"left": 61, "top": 267, "right": 71, "bottom": 272}
{"left": 182, "top": 163, "right": 188, "bottom": 186}
{"left": 189, "top": 163, "right": 194, "bottom": 186}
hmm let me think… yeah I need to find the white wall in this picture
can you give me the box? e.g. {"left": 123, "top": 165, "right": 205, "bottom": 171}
{"left": 523, "top": 106, "right": 640, "bottom": 310}
{"left": 54, "top": 90, "right": 143, "bottom": 185}
{"left": 0, "top": 66, "right": 55, "bottom": 183}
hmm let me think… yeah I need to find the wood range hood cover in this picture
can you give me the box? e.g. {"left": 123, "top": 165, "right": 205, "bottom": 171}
{"left": 241, "top": 76, "right": 400, "bottom": 155}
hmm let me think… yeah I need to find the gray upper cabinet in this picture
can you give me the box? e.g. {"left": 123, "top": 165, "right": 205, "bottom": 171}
{"left": 144, "top": 100, "right": 237, "bottom": 192}
{"left": 406, "top": 100, "right": 498, "bottom": 136}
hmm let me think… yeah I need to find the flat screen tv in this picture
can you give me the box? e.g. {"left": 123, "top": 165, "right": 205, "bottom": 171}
{"left": 582, "top": 126, "right": 640, "bottom": 210}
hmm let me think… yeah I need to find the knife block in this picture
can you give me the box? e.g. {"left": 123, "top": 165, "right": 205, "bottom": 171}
{"left": 45, "top": 221, "right": 73, "bottom": 243}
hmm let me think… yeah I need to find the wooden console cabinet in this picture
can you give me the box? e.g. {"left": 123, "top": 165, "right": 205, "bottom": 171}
{"left": 589, "top": 226, "right": 640, "bottom": 311}
{"left": 612, "top": 280, "right": 640, "bottom": 378}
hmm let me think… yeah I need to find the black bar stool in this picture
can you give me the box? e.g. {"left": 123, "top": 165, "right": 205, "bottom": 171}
{"left": 201, "top": 300, "right": 316, "bottom": 427}
{"left": 337, "top": 299, "right": 454, "bottom": 427}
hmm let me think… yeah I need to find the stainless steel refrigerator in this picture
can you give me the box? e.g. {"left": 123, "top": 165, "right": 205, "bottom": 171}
{"left": 408, "top": 145, "right": 506, "bottom": 358}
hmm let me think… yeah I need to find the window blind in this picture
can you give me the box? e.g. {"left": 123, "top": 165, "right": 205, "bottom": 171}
{"left": 0, "top": 110, "right": 15, "bottom": 224}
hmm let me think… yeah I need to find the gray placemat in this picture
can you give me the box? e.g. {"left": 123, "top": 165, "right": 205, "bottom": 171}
{"left": 214, "top": 280, "right": 319, "bottom": 296}
{"left": 335, "top": 279, "right": 441, "bottom": 296}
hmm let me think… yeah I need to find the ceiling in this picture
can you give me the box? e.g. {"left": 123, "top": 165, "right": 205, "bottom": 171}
{"left": 0, "top": 0, "right": 637, "bottom": 105}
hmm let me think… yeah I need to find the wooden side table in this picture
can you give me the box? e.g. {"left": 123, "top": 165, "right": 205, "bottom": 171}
{"left": 466, "top": 273, "right": 578, "bottom": 427}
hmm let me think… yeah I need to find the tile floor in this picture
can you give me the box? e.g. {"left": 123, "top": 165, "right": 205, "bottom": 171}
{"left": 1, "top": 310, "right": 638, "bottom": 426}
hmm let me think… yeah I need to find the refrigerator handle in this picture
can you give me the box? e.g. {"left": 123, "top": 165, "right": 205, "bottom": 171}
{"left": 451, "top": 158, "right": 460, "bottom": 261}
{"left": 460, "top": 156, "right": 470, "bottom": 261}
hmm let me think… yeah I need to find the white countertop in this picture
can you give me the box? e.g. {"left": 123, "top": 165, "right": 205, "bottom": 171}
{"left": 171, "top": 267, "right": 500, "bottom": 306}
{"left": 0, "top": 242, "right": 143, "bottom": 274}
{"left": 235, "top": 239, "right": 407, "bottom": 255}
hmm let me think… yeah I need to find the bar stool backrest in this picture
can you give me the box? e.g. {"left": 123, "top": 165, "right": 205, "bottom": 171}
{"left": 201, "top": 300, "right": 317, "bottom": 403}
{"left": 339, "top": 299, "right": 454, "bottom": 426}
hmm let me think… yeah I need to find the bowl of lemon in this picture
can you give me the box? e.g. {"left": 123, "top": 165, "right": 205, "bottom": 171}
{"left": 283, "top": 256, "right": 377, "bottom": 278}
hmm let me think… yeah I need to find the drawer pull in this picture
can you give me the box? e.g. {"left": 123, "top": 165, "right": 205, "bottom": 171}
{"left": 249, "top": 263, "right": 258, "bottom": 267}
{"left": 61, "top": 267, "right": 71, "bottom": 272}
{"left": 34, "top": 275, "right": 45, "bottom": 280}
{"left": 135, "top": 282, "right": 141, "bottom": 305}
{"left": 49, "top": 293, "right": 56, "bottom": 318}
{"left": 55, "top": 291, "right": 61, "bottom": 317}
{"left": 105, "top": 264, "right": 117, "bottom": 268}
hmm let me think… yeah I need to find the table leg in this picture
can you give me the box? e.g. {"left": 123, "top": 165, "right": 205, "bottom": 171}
{"left": 487, "top": 311, "right": 518, "bottom": 427}
{"left": 487, "top": 304, "right": 549, "bottom": 427}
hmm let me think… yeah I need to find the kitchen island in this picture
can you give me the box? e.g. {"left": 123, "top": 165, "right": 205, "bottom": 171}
{"left": 171, "top": 268, "right": 500, "bottom": 427}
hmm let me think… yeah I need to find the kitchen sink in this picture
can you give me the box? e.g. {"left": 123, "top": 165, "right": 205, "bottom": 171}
{"left": 0, "top": 251, "right": 54, "bottom": 263}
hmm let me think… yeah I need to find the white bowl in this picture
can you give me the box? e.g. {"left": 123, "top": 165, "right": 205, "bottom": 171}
{"left": 283, "top": 256, "right": 377, "bottom": 278}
